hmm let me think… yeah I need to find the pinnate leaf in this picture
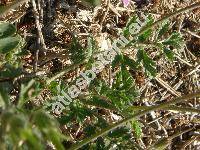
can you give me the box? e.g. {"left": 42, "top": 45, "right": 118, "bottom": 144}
{"left": 137, "top": 49, "right": 156, "bottom": 77}
{"left": 162, "top": 32, "right": 183, "bottom": 48}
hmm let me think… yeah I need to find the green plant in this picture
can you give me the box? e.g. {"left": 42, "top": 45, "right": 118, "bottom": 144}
{"left": 0, "top": 23, "right": 67, "bottom": 149}
{"left": 0, "top": 1, "right": 200, "bottom": 150}
{"left": 54, "top": 3, "right": 200, "bottom": 149}
{"left": 0, "top": 80, "right": 68, "bottom": 150}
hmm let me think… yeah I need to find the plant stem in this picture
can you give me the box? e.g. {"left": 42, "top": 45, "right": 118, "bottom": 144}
{"left": 148, "top": 127, "right": 195, "bottom": 150}
{"left": 47, "top": 2, "right": 200, "bottom": 83}
{"left": 68, "top": 91, "right": 200, "bottom": 150}
{"left": 128, "top": 105, "right": 200, "bottom": 114}
{"left": 163, "top": 106, "right": 200, "bottom": 114}
{"left": 129, "top": 2, "right": 200, "bottom": 43}
{"left": 46, "top": 60, "right": 87, "bottom": 85}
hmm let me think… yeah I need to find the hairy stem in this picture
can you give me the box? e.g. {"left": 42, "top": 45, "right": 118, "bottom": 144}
{"left": 69, "top": 91, "right": 200, "bottom": 150}
{"left": 46, "top": 60, "right": 87, "bottom": 85}
{"left": 136, "top": 2, "right": 200, "bottom": 37}
{"left": 129, "top": 105, "right": 200, "bottom": 114}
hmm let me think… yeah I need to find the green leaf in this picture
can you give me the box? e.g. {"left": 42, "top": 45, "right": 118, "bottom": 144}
{"left": 69, "top": 36, "right": 85, "bottom": 64}
{"left": 123, "top": 16, "right": 137, "bottom": 37}
{"left": 96, "top": 137, "right": 106, "bottom": 149}
{"left": 98, "top": 81, "right": 111, "bottom": 95}
{"left": 75, "top": 106, "right": 93, "bottom": 123}
{"left": 32, "top": 110, "right": 68, "bottom": 149}
{"left": 0, "top": 85, "right": 10, "bottom": 107}
{"left": 109, "top": 66, "right": 137, "bottom": 108}
{"left": 84, "top": 96, "right": 117, "bottom": 111}
{"left": 146, "top": 15, "right": 154, "bottom": 26}
{"left": 157, "top": 22, "right": 170, "bottom": 39}
{"left": 123, "top": 55, "right": 139, "bottom": 70}
{"left": 163, "top": 47, "right": 174, "bottom": 61}
{"left": 120, "top": 66, "right": 134, "bottom": 90}
{"left": 47, "top": 128, "right": 65, "bottom": 150}
{"left": 131, "top": 120, "right": 142, "bottom": 139}
{"left": 0, "top": 64, "right": 22, "bottom": 78}
{"left": 58, "top": 112, "right": 75, "bottom": 125}
{"left": 137, "top": 49, "right": 156, "bottom": 77}
{"left": 112, "top": 54, "right": 138, "bottom": 69}
{"left": 0, "top": 36, "right": 21, "bottom": 54}
{"left": 18, "top": 79, "right": 35, "bottom": 107}
{"left": 162, "top": 32, "right": 183, "bottom": 48}
{"left": 84, "top": 125, "right": 96, "bottom": 137}
{"left": 96, "top": 116, "right": 108, "bottom": 128}
{"left": 0, "top": 23, "right": 16, "bottom": 39}
{"left": 59, "top": 104, "right": 93, "bottom": 124}
{"left": 137, "top": 15, "right": 154, "bottom": 42}
{"left": 48, "top": 81, "right": 60, "bottom": 95}
{"left": 112, "top": 54, "right": 123, "bottom": 68}
{"left": 136, "top": 49, "right": 143, "bottom": 62}
{"left": 21, "top": 129, "right": 43, "bottom": 150}
{"left": 32, "top": 111, "right": 56, "bottom": 129}
{"left": 138, "top": 29, "right": 152, "bottom": 42}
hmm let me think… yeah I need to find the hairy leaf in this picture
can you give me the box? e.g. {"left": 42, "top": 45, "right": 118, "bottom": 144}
{"left": 137, "top": 49, "right": 156, "bottom": 77}
{"left": 163, "top": 47, "right": 174, "bottom": 61}
{"left": 157, "top": 22, "right": 170, "bottom": 39}
{"left": 131, "top": 120, "right": 142, "bottom": 139}
{"left": 0, "top": 23, "right": 16, "bottom": 39}
{"left": 138, "top": 29, "right": 152, "bottom": 42}
{"left": 162, "top": 32, "right": 183, "bottom": 48}
{"left": 123, "top": 55, "right": 138, "bottom": 70}
{"left": 0, "top": 36, "right": 20, "bottom": 54}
